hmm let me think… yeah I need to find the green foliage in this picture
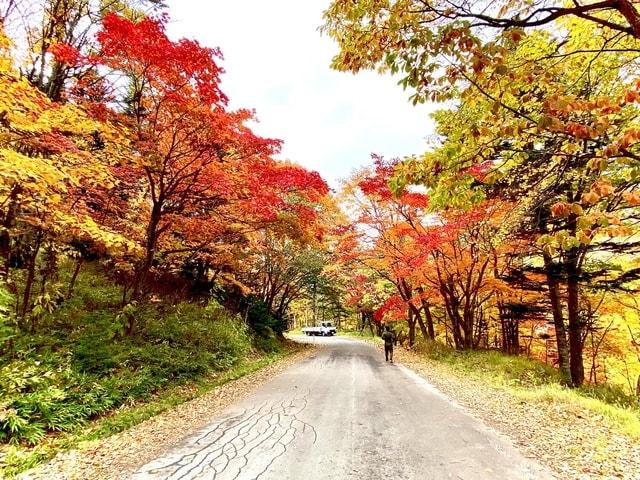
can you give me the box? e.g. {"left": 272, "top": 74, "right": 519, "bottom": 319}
{"left": 0, "top": 268, "right": 271, "bottom": 446}
{"left": 59, "top": 265, "right": 122, "bottom": 311}
{"left": 0, "top": 358, "right": 95, "bottom": 445}
{"left": 0, "top": 281, "right": 15, "bottom": 349}
{"left": 1, "top": 347, "right": 296, "bottom": 477}
{"left": 145, "top": 300, "right": 251, "bottom": 366}
{"left": 246, "top": 297, "right": 287, "bottom": 336}
{"left": 578, "top": 383, "right": 640, "bottom": 411}
{"left": 252, "top": 330, "right": 281, "bottom": 353}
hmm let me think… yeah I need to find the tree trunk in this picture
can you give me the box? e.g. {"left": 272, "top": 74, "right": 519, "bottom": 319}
{"left": 408, "top": 301, "right": 429, "bottom": 341}
{"left": 619, "top": 0, "right": 640, "bottom": 38}
{"left": 38, "top": 243, "right": 57, "bottom": 296}
{"left": 500, "top": 315, "right": 507, "bottom": 353}
{"left": 21, "top": 256, "right": 37, "bottom": 320}
{"left": 121, "top": 284, "right": 129, "bottom": 307}
{"left": 131, "top": 202, "right": 162, "bottom": 302}
{"left": 67, "top": 256, "right": 83, "bottom": 298}
{"left": 460, "top": 291, "right": 474, "bottom": 349}
{"left": 416, "top": 287, "right": 435, "bottom": 340}
{"left": 510, "top": 318, "right": 519, "bottom": 354}
{"left": 543, "top": 253, "right": 571, "bottom": 384}
{"left": 415, "top": 309, "right": 430, "bottom": 341}
{"left": 367, "top": 312, "right": 375, "bottom": 336}
{"left": 0, "top": 185, "right": 21, "bottom": 279}
{"left": 447, "top": 303, "right": 463, "bottom": 349}
{"left": 20, "top": 235, "right": 42, "bottom": 325}
{"left": 440, "top": 283, "right": 463, "bottom": 349}
{"left": 275, "top": 285, "right": 291, "bottom": 318}
{"left": 375, "top": 320, "right": 383, "bottom": 337}
{"left": 407, "top": 307, "right": 416, "bottom": 347}
{"left": 463, "top": 308, "right": 474, "bottom": 349}
{"left": 127, "top": 201, "right": 163, "bottom": 336}
{"left": 45, "top": 60, "right": 67, "bottom": 102}
{"left": 566, "top": 253, "right": 585, "bottom": 387}
{"left": 423, "top": 302, "right": 436, "bottom": 340}
{"left": 500, "top": 311, "right": 519, "bottom": 355}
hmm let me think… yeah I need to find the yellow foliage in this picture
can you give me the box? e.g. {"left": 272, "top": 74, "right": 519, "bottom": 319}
{"left": 0, "top": 23, "right": 136, "bottom": 258}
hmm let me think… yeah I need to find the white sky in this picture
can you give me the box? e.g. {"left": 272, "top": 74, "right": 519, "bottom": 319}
{"left": 165, "top": 0, "right": 437, "bottom": 188}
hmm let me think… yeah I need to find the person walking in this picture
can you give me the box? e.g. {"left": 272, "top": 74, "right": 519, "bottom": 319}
{"left": 381, "top": 325, "right": 395, "bottom": 363}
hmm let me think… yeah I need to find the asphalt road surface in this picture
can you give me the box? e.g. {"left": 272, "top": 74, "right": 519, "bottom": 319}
{"left": 133, "top": 336, "right": 554, "bottom": 480}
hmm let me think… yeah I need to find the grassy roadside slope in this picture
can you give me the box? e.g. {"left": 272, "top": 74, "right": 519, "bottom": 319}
{"left": 414, "top": 343, "right": 640, "bottom": 436}
{"left": 1, "top": 342, "right": 310, "bottom": 478}
{"left": 0, "top": 264, "right": 308, "bottom": 477}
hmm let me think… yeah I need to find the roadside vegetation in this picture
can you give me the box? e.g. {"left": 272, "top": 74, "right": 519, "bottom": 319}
{"left": 0, "top": 263, "right": 305, "bottom": 475}
{"left": 415, "top": 340, "right": 640, "bottom": 436}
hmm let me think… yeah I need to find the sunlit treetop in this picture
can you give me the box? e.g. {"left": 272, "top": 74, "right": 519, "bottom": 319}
{"left": 0, "top": 24, "right": 137, "bottom": 256}
{"left": 323, "top": 0, "right": 640, "bottom": 103}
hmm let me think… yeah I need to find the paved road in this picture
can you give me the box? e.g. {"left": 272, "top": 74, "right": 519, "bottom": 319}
{"left": 133, "top": 337, "right": 554, "bottom": 480}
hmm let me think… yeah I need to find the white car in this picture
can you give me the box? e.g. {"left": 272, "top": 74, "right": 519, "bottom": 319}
{"left": 302, "top": 322, "right": 337, "bottom": 336}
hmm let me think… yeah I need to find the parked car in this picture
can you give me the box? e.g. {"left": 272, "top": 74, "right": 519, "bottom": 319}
{"left": 302, "top": 321, "right": 337, "bottom": 336}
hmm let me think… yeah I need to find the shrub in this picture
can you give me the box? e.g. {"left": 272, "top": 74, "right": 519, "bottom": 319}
{"left": 253, "top": 329, "right": 281, "bottom": 352}
{"left": 143, "top": 300, "right": 251, "bottom": 367}
{"left": 0, "top": 296, "right": 256, "bottom": 444}
{"left": 579, "top": 383, "right": 639, "bottom": 409}
{"left": 0, "top": 358, "right": 83, "bottom": 444}
{"left": 71, "top": 311, "right": 123, "bottom": 374}
{"left": 246, "top": 297, "right": 287, "bottom": 336}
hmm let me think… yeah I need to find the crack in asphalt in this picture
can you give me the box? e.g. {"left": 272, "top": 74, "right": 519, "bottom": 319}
{"left": 134, "top": 390, "right": 316, "bottom": 480}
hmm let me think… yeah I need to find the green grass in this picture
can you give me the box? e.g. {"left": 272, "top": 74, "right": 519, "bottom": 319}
{"left": 337, "top": 329, "right": 382, "bottom": 344}
{"left": 513, "top": 383, "right": 640, "bottom": 439}
{"left": 0, "top": 262, "right": 302, "bottom": 477}
{"left": 1, "top": 302, "right": 254, "bottom": 444}
{"left": 0, "top": 345, "right": 300, "bottom": 477}
{"left": 416, "top": 341, "right": 562, "bottom": 387}
{"left": 413, "top": 339, "right": 640, "bottom": 439}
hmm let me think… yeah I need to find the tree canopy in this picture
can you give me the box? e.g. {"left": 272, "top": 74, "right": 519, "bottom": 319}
{"left": 325, "top": 0, "right": 640, "bottom": 389}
